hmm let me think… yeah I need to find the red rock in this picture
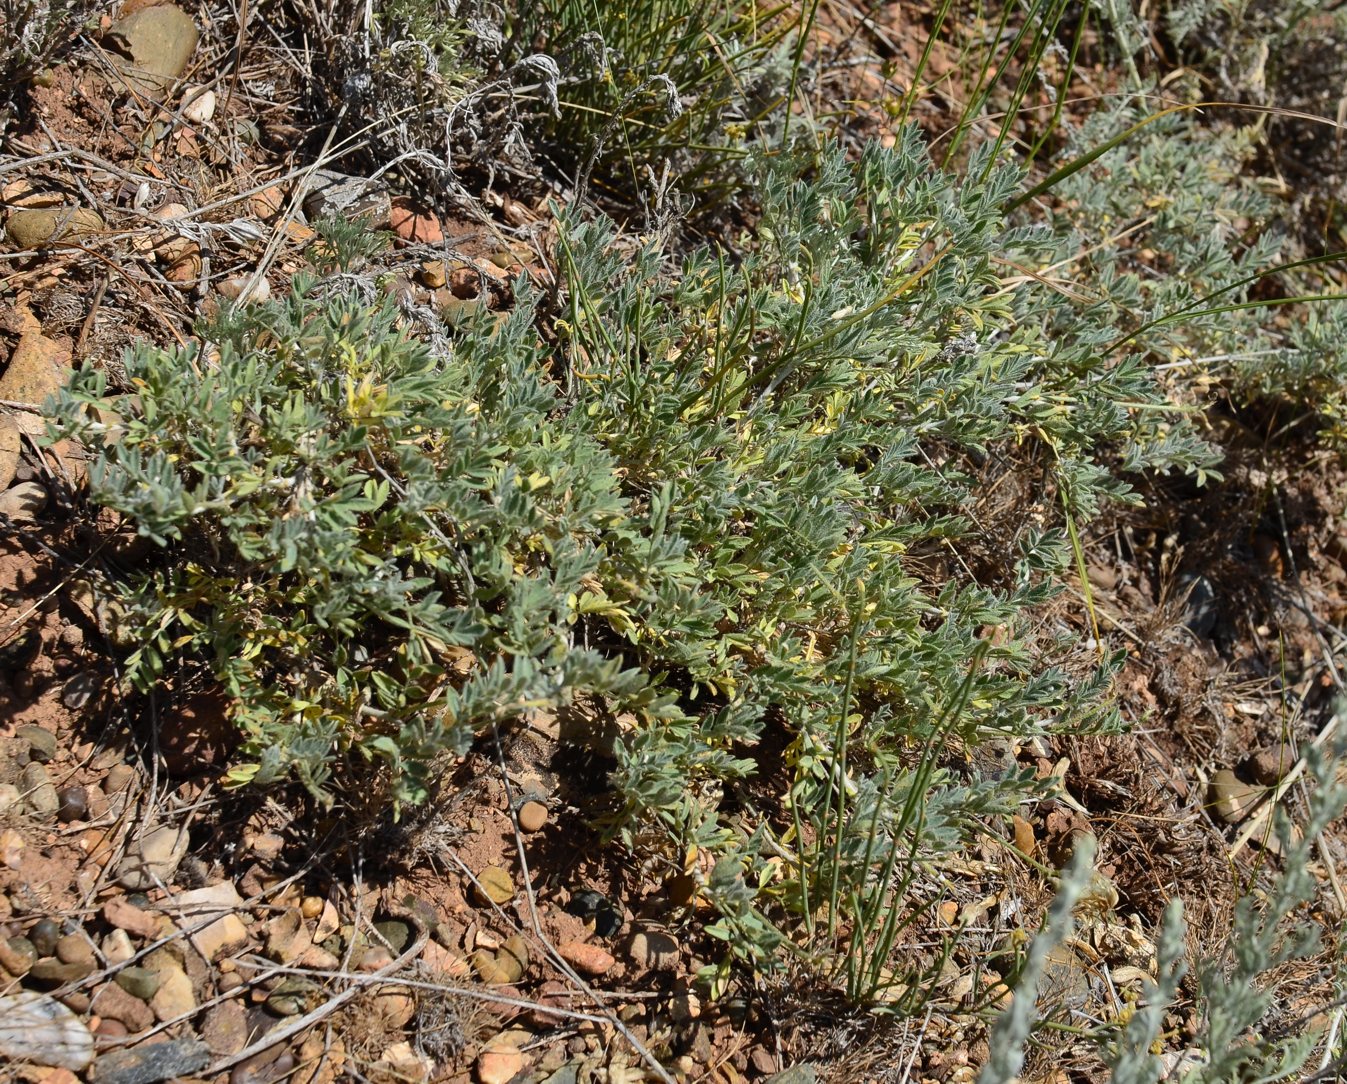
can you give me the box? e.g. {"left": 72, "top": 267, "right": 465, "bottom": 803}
{"left": 103, "top": 896, "right": 160, "bottom": 939}
{"left": 390, "top": 198, "right": 443, "bottom": 244}
{"left": 90, "top": 981, "right": 154, "bottom": 1033}
{"left": 476, "top": 1042, "right": 522, "bottom": 1084}
{"left": 557, "top": 939, "right": 615, "bottom": 977}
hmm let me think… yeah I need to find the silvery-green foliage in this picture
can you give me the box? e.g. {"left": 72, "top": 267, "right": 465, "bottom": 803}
{"left": 0, "top": 0, "right": 92, "bottom": 110}
{"left": 979, "top": 837, "right": 1098, "bottom": 1084}
{"left": 1104, "top": 900, "right": 1188, "bottom": 1084}
{"left": 1185, "top": 746, "right": 1347, "bottom": 1083}
{"left": 1021, "top": 89, "right": 1347, "bottom": 442}
{"left": 57, "top": 130, "right": 1221, "bottom": 979}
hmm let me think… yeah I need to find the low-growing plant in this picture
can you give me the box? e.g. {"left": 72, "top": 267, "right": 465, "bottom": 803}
{"left": 0, "top": 0, "right": 93, "bottom": 118}
{"left": 984, "top": 745, "right": 1347, "bottom": 1083}
{"left": 59, "top": 128, "right": 1233, "bottom": 996}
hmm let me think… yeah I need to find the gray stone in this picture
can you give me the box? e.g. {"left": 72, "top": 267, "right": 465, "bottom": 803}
{"left": 0, "top": 991, "right": 94, "bottom": 1070}
{"left": 90, "top": 1036, "right": 209, "bottom": 1084}
{"left": 300, "top": 170, "right": 391, "bottom": 226}
{"left": 117, "top": 825, "right": 189, "bottom": 889}
{"left": 114, "top": 966, "right": 162, "bottom": 1001}
{"left": 16, "top": 723, "right": 56, "bottom": 762}
{"left": 20, "top": 762, "right": 59, "bottom": 818}
{"left": 764, "top": 1067, "right": 819, "bottom": 1084}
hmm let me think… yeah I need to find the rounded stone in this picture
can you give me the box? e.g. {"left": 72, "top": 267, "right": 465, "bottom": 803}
{"left": 474, "top": 866, "right": 514, "bottom": 906}
{"left": 56, "top": 786, "right": 88, "bottom": 824}
{"left": 20, "top": 762, "right": 59, "bottom": 819}
{"left": 54, "top": 934, "right": 94, "bottom": 968}
{"left": 107, "top": 4, "right": 200, "bottom": 96}
{"left": 5, "top": 207, "right": 103, "bottom": 249}
{"left": 115, "top": 966, "right": 162, "bottom": 1002}
{"left": 28, "top": 918, "right": 60, "bottom": 957}
{"left": 16, "top": 724, "right": 56, "bottom": 763}
{"left": 517, "top": 801, "right": 548, "bottom": 833}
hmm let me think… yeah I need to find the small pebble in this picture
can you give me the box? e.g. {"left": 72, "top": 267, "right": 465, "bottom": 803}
{"left": 16, "top": 723, "right": 57, "bottom": 763}
{"left": 57, "top": 786, "right": 89, "bottom": 824}
{"left": 28, "top": 918, "right": 60, "bottom": 957}
{"left": 114, "top": 966, "right": 161, "bottom": 1002}
{"left": 55, "top": 933, "right": 94, "bottom": 968}
{"left": 517, "top": 801, "right": 548, "bottom": 832}
{"left": 474, "top": 866, "right": 514, "bottom": 905}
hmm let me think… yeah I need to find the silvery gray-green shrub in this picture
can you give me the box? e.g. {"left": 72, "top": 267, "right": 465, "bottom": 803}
{"left": 57, "top": 132, "right": 1223, "bottom": 987}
